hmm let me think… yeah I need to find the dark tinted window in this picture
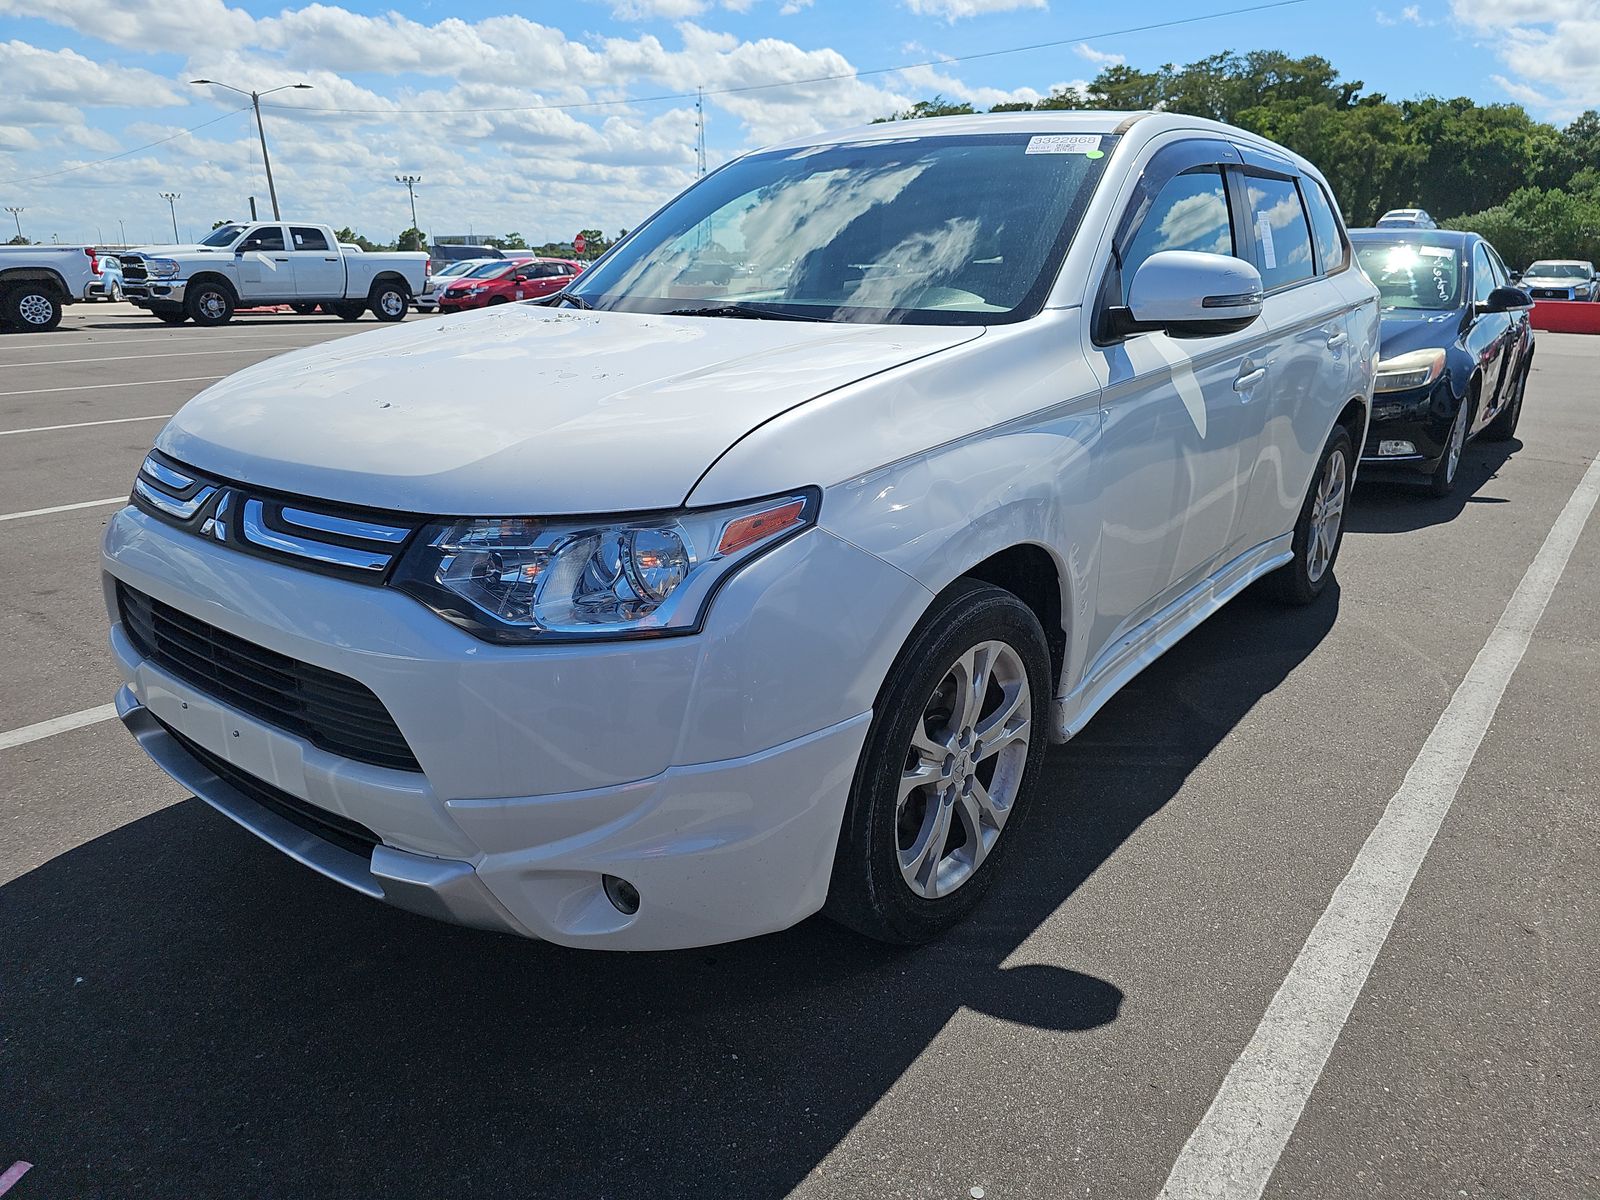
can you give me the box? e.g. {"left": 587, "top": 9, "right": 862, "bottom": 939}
{"left": 1473, "top": 244, "right": 1496, "bottom": 304}
{"left": 241, "top": 226, "right": 285, "bottom": 252}
{"left": 290, "top": 226, "right": 330, "bottom": 251}
{"left": 1302, "top": 180, "right": 1346, "bottom": 274}
{"left": 1245, "top": 175, "right": 1314, "bottom": 290}
{"left": 1121, "top": 167, "right": 1236, "bottom": 304}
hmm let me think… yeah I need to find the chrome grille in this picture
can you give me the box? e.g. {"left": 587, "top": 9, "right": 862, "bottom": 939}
{"left": 131, "top": 452, "right": 418, "bottom": 584}
{"left": 118, "top": 583, "right": 421, "bottom": 773}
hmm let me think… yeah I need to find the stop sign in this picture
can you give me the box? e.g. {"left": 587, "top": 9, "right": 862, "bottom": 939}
{"left": 574, "top": 233, "right": 586, "bottom": 255}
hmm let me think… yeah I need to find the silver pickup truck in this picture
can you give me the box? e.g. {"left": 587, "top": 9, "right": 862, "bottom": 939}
{"left": 0, "top": 245, "right": 101, "bottom": 332}
{"left": 120, "top": 221, "right": 428, "bottom": 326}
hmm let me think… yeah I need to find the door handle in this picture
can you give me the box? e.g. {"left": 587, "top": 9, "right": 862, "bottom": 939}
{"left": 273, "top": 256, "right": 289, "bottom": 262}
{"left": 1326, "top": 330, "right": 1348, "bottom": 349}
{"left": 1234, "top": 366, "right": 1268, "bottom": 393}
{"left": 324, "top": 257, "right": 339, "bottom": 262}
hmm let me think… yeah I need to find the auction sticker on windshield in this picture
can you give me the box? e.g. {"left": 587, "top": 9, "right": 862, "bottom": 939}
{"left": 1025, "top": 134, "right": 1101, "bottom": 155}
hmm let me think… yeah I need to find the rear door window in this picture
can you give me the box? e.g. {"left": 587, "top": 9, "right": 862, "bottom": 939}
{"left": 1302, "top": 181, "right": 1347, "bottom": 275}
{"left": 1244, "top": 175, "right": 1315, "bottom": 290}
{"left": 290, "top": 227, "right": 330, "bottom": 251}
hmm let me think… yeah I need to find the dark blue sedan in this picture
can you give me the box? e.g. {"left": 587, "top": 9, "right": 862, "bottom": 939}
{"left": 1349, "top": 229, "right": 1534, "bottom": 496}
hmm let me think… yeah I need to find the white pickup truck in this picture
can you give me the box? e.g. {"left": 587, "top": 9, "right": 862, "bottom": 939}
{"left": 119, "top": 221, "right": 428, "bottom": 327}
{"left": 0, "top": 245, "right": 101, "bottom": 332}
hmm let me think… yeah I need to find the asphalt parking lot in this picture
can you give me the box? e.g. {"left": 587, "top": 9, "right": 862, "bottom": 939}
{"left": 2, "top": 302, "right": 1596, "bottom": 1200}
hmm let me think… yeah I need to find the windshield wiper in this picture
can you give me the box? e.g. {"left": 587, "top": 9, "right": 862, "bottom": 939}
{"left": 665, "top": 302, "right": 827, "bottom": 322}
{"left": 551, "top": 292, "right": 592, "bottom": 309}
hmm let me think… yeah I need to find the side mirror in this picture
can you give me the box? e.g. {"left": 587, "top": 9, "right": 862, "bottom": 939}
{"left": 1113, "top": 251, "right": 1264, "bottom": 338}
{"left": 1480, "top": 286, "right": 1532, "bottom": 314}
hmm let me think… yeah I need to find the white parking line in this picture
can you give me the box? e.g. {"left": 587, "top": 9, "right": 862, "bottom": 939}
{"left": 0, "top": 329, "right": 345, "bottom": 352}
{"left": 1158, "top": 447, "right": 1600, "bottom": 1200}
{"left": 0, "top": 704, "right": 117, "bottom": 752}
{"left": 0, "top": 375, "right": 223, "bottom": 398}
{"left": 0, "top": 497, "right": 124, "bottom": 522}
{"left": 10, "top": 345, "right": 300, "bottom": 368}
{"left": 0, "top": 413, "right": 170, "bottom": 437}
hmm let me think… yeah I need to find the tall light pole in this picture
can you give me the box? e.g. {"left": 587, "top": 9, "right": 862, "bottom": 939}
{"left": 4, "top": 206, "right": 22, "bottom": 242}
{"left": 159, "top": 192, "right": 181, "bottom": 242}
{"left": 395, "top": 174, "right": 421, "bottom": 232}
{"left": 190, "top": 79, "right": 313, "bottom": 220}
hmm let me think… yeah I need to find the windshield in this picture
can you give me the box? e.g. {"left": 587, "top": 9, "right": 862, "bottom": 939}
{"left": 1527, "top": 261, "right": 1588, "bottom": 278}
{"left": 1355, "top": 241, "right": 1462, "bottom": 310}
{"left": 565, "top": 132, "right": 1117, "bottom": 325}
{"left": 201, "top": 224, "right": 245, "bottom": 247}
{"left": 466, "top": 261, "right": 515, "bottom": 280}
{"left": 438, "top": 261, "right": 481, "bottom": 278}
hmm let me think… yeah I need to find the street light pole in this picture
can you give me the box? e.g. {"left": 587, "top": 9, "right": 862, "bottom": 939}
{"left": 159, "top": 192, "right": 181, "bottom": 241}
{"left": 190, "top": 79, "right": 313, "bottom": 221}
{"left": 395, "top": 175, "right": 421, "bottom": 231}
{"left": 3, "top": 206, "right": 22, "bottom": 241}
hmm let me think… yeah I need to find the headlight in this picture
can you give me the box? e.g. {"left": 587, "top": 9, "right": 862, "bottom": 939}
{"left": 1374, "top": 348, "right": 1446, "bottom": 393}
{"left": 393, "top": 490, "right": 819, "bottom": 643}
{"left": 148, "top": 258, "right": 180, "bottom": 279}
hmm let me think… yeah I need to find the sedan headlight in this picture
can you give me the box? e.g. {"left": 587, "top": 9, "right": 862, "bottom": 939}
{"left": 147, "top": 258, "right": 180, "bottom": 279}
{"left": 1374, "top": 348, "right": 1446, "bottom": 393}
{"left": 394, "top": 490, "right": 819, "bottom": 642}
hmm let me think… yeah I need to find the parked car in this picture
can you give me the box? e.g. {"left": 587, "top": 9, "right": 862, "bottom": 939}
{"left": 118, "top": 222, "right": 427, "bottom": 326}
{"left": 105, "top": 112, "right": 1376, "bottom": 949}
{"left": 431, "top": 243, "right": 506, "bottom": 264}
{"left": 1350, "top": 228, "right": 1533, "bottom": 495}
{"left": 417, "top": 257, "right": 498, "bottom": 313}
{"left": 1515, "top": 259, "right": 1599, "bottom": 301}
{"left": 1376, "top": 208, "right": 1437, "bottom": 230}
{"left": 435, "top": 257, "right": 580, "bottom": 312}
{"left": 86, "top": 250, "right": 124, "bottom": 302}
{"left": 0, "top": 244, "right": 99, "bottom": 331}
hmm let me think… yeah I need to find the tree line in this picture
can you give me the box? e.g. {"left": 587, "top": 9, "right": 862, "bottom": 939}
{"left": 331, "top": 226, "right": 624, "bottom": 261}
{"left": 879, "top": 50, "right": 1600, "bottom": 266}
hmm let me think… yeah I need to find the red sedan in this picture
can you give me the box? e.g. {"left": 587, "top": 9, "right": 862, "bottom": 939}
{"left": 436, "top": 257, "right": 584, "bottom": 312}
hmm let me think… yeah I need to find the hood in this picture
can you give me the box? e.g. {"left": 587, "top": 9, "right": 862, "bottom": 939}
{"left": 1521, "top": 273, "right": 1588, "bottom": 287}
{"left": 156, "top": 305, "right": 983, "bottom": 515}
{"left": 127, "top": 243, "right": 228, "bottom": 257}
{"left": 1377, "top": 307, "right": 1463, "bottom": 359}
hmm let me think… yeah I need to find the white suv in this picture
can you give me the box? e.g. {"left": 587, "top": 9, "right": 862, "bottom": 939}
{"left": 104, "top": 113, "right": 1377, "bottom": 949}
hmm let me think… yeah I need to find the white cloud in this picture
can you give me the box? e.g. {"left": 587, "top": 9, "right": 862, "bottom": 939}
{"left": 1450, "top": 0, "right": 1600, "bottom": 116}
{"left": 1074, "top": 42, "right": 1125, "bottom": 67}
{"left": 612, "top": 0, "right": 709, "bottom": 19}
{"left": 903, "top": 0, "right": 1047, "bottom": 19}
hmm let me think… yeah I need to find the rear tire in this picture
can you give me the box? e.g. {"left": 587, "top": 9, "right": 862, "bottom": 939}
{"left": 1267, "top": 425, "right": 1352, "bottom": 606}
{"left": 184, "top": 280, "right": 235, "bottom": 327}
{"left": 1, "top": 283, "right": 64, "bottom": 332}
{"left": 1483, "top": 360, "right": 1528, "bottom": 442}
{"left": 370, "top": 282, "right": 409, "bottom": 322}
{"left": 825, "top": 579, "right": 1052, "bottom": 944}
{"left": 289, "top": 302, "right": 318, "bottom": 315}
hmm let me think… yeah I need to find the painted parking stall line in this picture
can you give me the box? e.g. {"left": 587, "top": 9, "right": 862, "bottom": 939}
{"left": 9, "top": 345, "right": 301, "bottom": 368}
{"left": 0, "top": 375, "right": 224, "bottom": 398}
{"left": 0, "top": 705, "right": 118, "bottom": 752}
{"left": 1158, "top": 447, "right": 1600, "bottom": 1200}
{"left": 0, "top": 497, "right": 125, "bottom": 522}
{"left": 0, "top": 414, "right": 171, "bottom": 438}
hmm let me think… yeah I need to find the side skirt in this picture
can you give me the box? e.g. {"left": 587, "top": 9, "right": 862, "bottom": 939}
{"left": 1053, "top": 533, "right": 1294, "bottom": 742}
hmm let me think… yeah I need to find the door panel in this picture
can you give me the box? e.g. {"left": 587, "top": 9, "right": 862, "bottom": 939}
{"left": 288, "top": 226, "right": 343, "bottom": 298}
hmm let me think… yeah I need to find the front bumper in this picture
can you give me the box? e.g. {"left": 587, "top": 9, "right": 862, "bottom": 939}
{"left": 436, "top": 291, "right": 489, "bottom": 311}
{"left": 123, "top": 278, "right": 188, "bottom": 306}
{"left": 103, "top": 503, "right": 927, "bottom": 949}
{"left": 1359, "top": 380, "right": 1458, "bottom": 475}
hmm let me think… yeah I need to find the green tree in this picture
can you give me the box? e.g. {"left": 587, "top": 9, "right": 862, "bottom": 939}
{"left": 396, "top": 227, "right": 427, "bottom": 252}
{"left": 874, "top": 95, "right": 978, "bottom": 123}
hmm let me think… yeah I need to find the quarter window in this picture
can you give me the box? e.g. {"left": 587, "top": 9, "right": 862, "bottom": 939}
{"left": 1473, "top": 244, "right": 1496, "bottom": 304}
{"left": 1121, "top": 167, "right": 1236, "bottom": 304}
{"left": 1302, "top": 180, "right": 1347, "bottom": 275}
{"left": 1244, "top": 175, "right": 1315, "bottom": 290}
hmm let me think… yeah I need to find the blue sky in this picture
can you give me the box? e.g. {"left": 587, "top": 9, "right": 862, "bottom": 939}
{"left": 0, "top": 0, "right": 1592, "bottom": 247}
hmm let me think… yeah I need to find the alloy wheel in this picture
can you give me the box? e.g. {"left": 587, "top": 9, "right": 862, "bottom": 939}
{"left": 896, "top": 640, "right": 1032, "bottom": 900}
{"left": 380, "top": 291, "right": 404, "bottom": 317}
{"left": 1446, "top": 402, "right": 1468, "bottom": 483}
{"left": 18, "top": 293, "right": 54, "bottom": 326}
{"left": 1306, "top": 448, "right": 1347, "bottom": 584}
{"left": 199, "top": 292, "right": 227, "bottom": 321}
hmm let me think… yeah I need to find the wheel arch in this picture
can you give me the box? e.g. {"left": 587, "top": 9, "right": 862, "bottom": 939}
{"left": 0, "top": 267, "right": 69, "bottom": 294}
{"left": 186, "top": 271, "right": 238, "bottom": 300}
{"left": 369, "top": 271, "right": 412, "bottom": 297}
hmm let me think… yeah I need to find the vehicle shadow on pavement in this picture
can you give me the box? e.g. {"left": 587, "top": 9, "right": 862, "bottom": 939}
{"left": 0, "top": 587, "right": 1339, "bottom": 1198}
{"left": 1348, "top": 438, "right": 1522, "bottom": 535}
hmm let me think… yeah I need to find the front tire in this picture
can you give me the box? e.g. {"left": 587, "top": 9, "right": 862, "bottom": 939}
{"left": 331, "top": 301, "right": 366, "bottom": 321}
{"left": 1428, "top": 392, "right": 1474, "bottom": 496}
{"left": 184, "top": 280, "right": 235, "bottom": 326}
{"left": 1267, "top": 425, "right": 1352, "bottom": 606}
{"left": 1, "top": 283, "right": 64, "bottom": 332}
{"left": 370, "top": 282, "right": 409, "bottom": 322}
{"left": 825, "top": 580, "right": 1051, "bottom": 944}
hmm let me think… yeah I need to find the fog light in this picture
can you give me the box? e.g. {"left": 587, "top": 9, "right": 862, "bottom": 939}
{"left": 603, "top": 874, "right": 640, "bottom": 915}
{"left": 1379, "top": 440, "right": 1416, "bottom": 456}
